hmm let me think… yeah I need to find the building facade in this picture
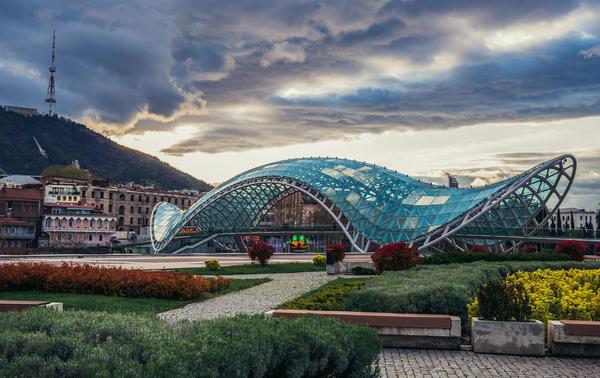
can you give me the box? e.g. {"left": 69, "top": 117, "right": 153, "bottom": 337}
{"left": 0, "top": 180, "right": 44, "bottom": 252}
{"left": 550, "top": 208, "right": 598, "bottom": 230}
{"left": 42, "top": 203, "right": 116, "bottom": 248}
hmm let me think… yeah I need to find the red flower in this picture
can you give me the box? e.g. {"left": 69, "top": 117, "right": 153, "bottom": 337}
{"left": 556, "top": 240, "right": 587, "bottom": 262}
{"left": 0, "top": 262, "right": 229, "bottom": 300}
{"left": 470, "top": 244, "right": 489, "bottom": 253}
{"left": 371, "top": 242, "right": 419, "bottom": 273}
{"left": 326, "top": 243, "right": 347, "bottom": 263}
{"left": 248, "top": 242, "right": 275, "bottom": 266}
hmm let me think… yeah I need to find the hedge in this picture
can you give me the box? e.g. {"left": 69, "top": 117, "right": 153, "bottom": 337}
{"left": 0, "top": 263, "right": 230, "bottom": 300}
{"left": 420, "top": 251, "right": 571, "bottom": 265}
{"left": 0, "top": 310, "right": 381, "bottom": 378}
{"left": 345, "top": 261, "right": 600, "bottom": 321}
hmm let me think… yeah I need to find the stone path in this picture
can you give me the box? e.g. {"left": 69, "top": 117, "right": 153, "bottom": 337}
{"left": 158, "top": 271, "right": 336, "bottom": 322}
{"left": 379, "top": 348, "right": 600, "bottom": 377}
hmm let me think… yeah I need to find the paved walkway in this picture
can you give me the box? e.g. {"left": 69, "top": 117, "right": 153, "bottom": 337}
{"left": 158, "top": 271, "right": 336, "bottom": 322}
{"left": 0, "top": 253, "right": 370, "bottom": 270}
{"left": 379, "top": 348, "right": 600, "bottom": 377}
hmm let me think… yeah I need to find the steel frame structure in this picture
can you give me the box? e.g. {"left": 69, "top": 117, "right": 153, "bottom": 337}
{"left": 151, "top": 155, "right": 576, "bottom": 253}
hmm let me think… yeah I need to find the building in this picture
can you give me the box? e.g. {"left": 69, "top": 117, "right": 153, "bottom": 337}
{"left": 43, "top": 176, "right": 203, "bottom": 235}
{"left": 2, "top": 105, "right": 39, "bottom": 117}
{"left": 44, "top": 182, "right": 82, "bottom": 204}
{"left": 42, "top": 202, "right": 116, "bottom": 248}
{"left": 150, "top": 155, "right": 576, "bottom": 253}
{"left": 0, "top": 177, "right": 44, "bottom": 252}
{"left": 550, "top": 208, "right": 598, "bottom": 230}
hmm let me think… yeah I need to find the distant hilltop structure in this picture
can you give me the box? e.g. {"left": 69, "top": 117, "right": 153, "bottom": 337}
{"left": 45, "top": 29, "right": 57, "bottom": 115}
{"left": 2, "top": 105, "right": 39, "bottom": 117}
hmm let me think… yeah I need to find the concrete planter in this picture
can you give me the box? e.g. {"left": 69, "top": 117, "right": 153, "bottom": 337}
{"left": 471, "top": 317, "right": 545, "bottom": 356}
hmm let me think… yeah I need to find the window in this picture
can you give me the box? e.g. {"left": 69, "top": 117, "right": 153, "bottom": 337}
{"left": 154, "top": 197, "right": 157, "bottom": 203}
{"left": 100, "top": 204, "right": 104, "bottom": 210}
{"left": 109, "top": 205, "right": 113, "bottom": 212}
{"left": 130, "top": 206, "right": 134, "bottom": 213}
{"left": 88, "top": 233, "right": 93, "bottom": 241}
{"left": 99, "top": 234, "right": 103, "bottom": 242}
{"left": 45, "top": 218, "right": 51, "bottom": 228}
{"left": 145, "top": 196, "right": 149, "bottom": 203}
{"left": 109, "top": 193, "right": 113, "bottom": 200}
{"left": 174, "top": 198, "right": 178, "bottom": 205}
{"left": 67, "top": 233, "right": 72, "bottom": 241}
{"left": 68, "top": 219, "right": 73, "bottom": 228}
{"left": 119, "top": 194, "right": 126, "bottom": 200}
{"left": 146, "top": 207, "right": 150, "bottom": 214}
{"left": 100, "top": 192, "right": 104, "bottom": 199}
{"left": 138, "top": 207, "right": 142, "bottom": 214}
{"left": 137, "top": 218, "right": 141, "bottom": 225}
{"left": 130, "top": 217, "right": 134, "bottom": 224}
{"left": 130, "top": 195, "right": 135, "bottom": 201}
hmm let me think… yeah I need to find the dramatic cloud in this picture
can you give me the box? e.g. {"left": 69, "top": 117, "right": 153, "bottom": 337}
{"left": 2, "top": 0, "right": 600, "bottom": 160}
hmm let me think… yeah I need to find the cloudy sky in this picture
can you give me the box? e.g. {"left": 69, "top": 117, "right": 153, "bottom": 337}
{"left": 1, "top": 0, "right": 600, "bottom": 208}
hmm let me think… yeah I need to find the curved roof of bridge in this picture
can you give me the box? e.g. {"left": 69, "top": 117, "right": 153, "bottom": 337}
{"left": 150, "top": 156, "right": 570, "bottom": 251}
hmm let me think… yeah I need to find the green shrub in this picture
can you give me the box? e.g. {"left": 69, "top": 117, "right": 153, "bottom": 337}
{"left": 0, "top": 310, "right": 381, "bottom": 378}
{"left": 420, "top": 251, "right": 571, "bottom": 265}
{"left": 345, "top": 261, "right": 600, "bottom": 323}
{"left": 351, "top": 266, "right": 376, "bottom": 275}
{"left": 313, "top": 254, "right": 326, "bottom": 267}
{"left": 280, "top": 279, "right": 370, "bottom": 311}
{"left": 470, "top": 278, "right": 531, "bottom": 321}
{"left": 204, "top": 259, "right": 221, "bottom": 271}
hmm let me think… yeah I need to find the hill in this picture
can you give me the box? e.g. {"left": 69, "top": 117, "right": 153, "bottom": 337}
{"left": 0, "top": 109, "right": 211, "bottom": 190}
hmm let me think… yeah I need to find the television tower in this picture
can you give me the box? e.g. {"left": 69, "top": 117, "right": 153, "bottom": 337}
{"left": 45, "top": 29, "right": 57, "bottom": 115}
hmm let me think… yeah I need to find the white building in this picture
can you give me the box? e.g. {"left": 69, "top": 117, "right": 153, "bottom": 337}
{"left": 550, "top": 208, "right": 598, "bottom": 230}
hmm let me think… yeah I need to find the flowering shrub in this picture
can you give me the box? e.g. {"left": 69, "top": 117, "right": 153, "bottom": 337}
{"left": 312, "top": 254, "right": 326, "bottom": 267}
{"left": 327, "top": 243, "right": 347, "bottom": 263}
{"left": 470, "top": 244, "right": 489, "bottom": 253}
{"left": 248, "top": 242, "right": 275, "bottom": 266}
{"left": 371, "top": 242, "right": 419, "bottom": 273}
{"left": 556, "top": 240, "right": 587, "bottom": 261}
{"left": 0, "top": 263, "right": 230, "bottom": 300}
{"left": 468, "top": 268, "right": 600, "bottom": 323}
{"left": 521, "top": 244, "right": 537, "bottom": 253}
{"left": 204, "top": 259, "right": 221, "bottom": 271}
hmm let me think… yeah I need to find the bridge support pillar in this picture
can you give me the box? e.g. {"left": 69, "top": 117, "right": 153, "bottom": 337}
{"left": 233, "top": 235, "right": 249, "bottom": 254}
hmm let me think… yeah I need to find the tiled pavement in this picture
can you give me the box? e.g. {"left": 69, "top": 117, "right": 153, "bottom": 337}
{"left": 379, "top": 348, "right": 600, "bottom": 377}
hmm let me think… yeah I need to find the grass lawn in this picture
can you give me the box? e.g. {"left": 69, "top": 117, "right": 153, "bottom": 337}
{"left": 177, "top": 262, "right": 324, "bottom": 275}
{"left": 0, "top": 278, "right": 269, "bottom": 315}
{"left": 279, "top": 278, "right": 370, "bottom": 311}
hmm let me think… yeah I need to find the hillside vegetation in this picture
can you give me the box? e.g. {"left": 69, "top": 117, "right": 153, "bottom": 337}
{"left": 0, "top": 109, "right": 210, "bottom": 190}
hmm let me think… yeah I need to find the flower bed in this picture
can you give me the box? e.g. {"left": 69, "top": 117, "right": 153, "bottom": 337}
{"left": 345, "top": 261, "right": 600, "bottom": 321}
{"left": 469, "top": 268, "right": 600, "bottom": 324}
{"left": 0, "top": 310, "right": 381, "bottom": 377}
{"left": 0, "top": 263, "right": 230, "bottom": 300}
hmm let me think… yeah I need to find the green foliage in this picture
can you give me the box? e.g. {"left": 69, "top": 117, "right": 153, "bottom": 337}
{"left": 280, "top": 279, "right": 370, "bottom": 311}
{"left": 41, "top": 164, "right": 93, "bottom": 180}
{"left": 472, "top": 279, "right": 532, "bottom": 321}
{"left": 0, "top": 109, "right": 210, "bottom": 190}
{"left": 351, "top": 266, "right": 376, "bottom": 275}
{"left": 345, "top": 261, "right": 600, "bottom": 322}
{"left": 420, "top": 250, "right": 571, "bottom": 265}
{"left": 0, "top": 310, "right": 381, "bottom": 377}
{"left": 177, "top": 263, "right": 323, "bottom": 275}
{"left": 0, "top": 279, "right": 267, "bottom": 315}
{"left": 204, "top": 259, "right": 221, "bottom": 271}
{"left": 313, "top": 254, "right": 326, "bottom": 267}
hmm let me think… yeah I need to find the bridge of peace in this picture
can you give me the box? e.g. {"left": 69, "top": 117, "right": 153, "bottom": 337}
{"left": 147, "top": 154, "right": 586, "bottom": 254}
